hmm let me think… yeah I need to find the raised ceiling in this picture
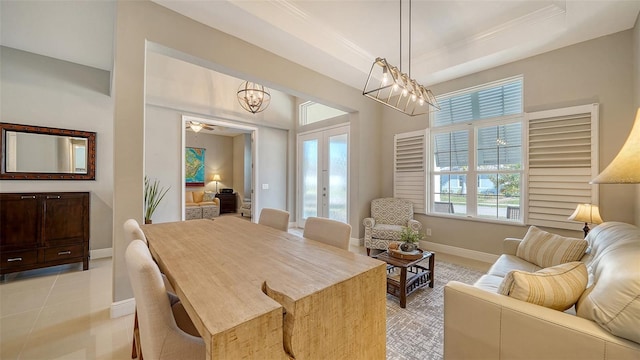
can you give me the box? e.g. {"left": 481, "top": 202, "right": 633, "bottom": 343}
{"left": 2, "top": 1, "right": 639, "bottom": 91}
{"left": 154, "top": 0, "right": 640, "bottom": 89}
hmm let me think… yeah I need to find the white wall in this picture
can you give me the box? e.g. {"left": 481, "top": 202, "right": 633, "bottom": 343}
{"left": 1, "top": 46, "right": 114, "bottom": 250}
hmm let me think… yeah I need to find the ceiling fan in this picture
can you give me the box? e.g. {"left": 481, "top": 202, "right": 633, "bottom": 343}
{"left": 185, "top": 121, "right": 215, "bottom": 133}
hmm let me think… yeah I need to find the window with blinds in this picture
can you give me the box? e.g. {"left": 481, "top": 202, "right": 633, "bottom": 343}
{"left": 526, "top": 104, "right": 599, "bottom": 230}
{"left": 429, "top": 76, "right": 524, "bottom": 220}
{"left": 394, "top": 130, "right": 428, "bottom": 214}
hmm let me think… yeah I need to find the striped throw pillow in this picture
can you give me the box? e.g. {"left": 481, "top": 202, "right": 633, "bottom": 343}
{"left": 516, "top": 226, "right": 587, "bottom": 268}
{"left": 498, "top": 261, "right": 588, "bottom": 311}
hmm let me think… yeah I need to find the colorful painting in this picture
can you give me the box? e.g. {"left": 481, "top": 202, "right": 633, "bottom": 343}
{"left": 185, "top": 147, "right": 205, "bottom": 186}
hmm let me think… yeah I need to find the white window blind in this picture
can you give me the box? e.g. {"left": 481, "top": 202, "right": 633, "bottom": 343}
{"left": 394, "top": 130, "right": 428, "bottom": 214}
{"left": 526, "top": 104, "right": 599, "bottom": 230}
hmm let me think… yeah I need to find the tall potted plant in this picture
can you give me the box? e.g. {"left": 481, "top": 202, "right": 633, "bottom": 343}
{"left": 144, "top": 176, "right": 170, "bottom": 224}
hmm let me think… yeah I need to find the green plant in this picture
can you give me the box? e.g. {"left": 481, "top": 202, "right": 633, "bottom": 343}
{"left": 400, "top": 227, "right": 424, "bottom": 243}
{"left": 144, "top": 176, "right": 170, "bottom": 223}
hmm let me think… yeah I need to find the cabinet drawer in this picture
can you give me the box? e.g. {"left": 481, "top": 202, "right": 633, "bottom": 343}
{"left": 1, "top": 250, "right": 38, "bottom": 269}
{"left": 44, "top": 245, "right": 84, "bottom": 262}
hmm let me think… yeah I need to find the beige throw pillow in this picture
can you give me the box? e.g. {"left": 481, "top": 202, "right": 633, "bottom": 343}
{"left": 516, "top": 226, "right": 587, "bottom": 268}
{"left": 498, "top": 261, "right": 588, "bottom": 311}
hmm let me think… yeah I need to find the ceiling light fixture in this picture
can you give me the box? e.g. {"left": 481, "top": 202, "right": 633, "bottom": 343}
{"left": 189, "top": 121, "right": 204, "bottom": 133}
{"left": 237, "top": 81, "right": 271, "bottom": 114}
{"left": 363, "top": 0, "right": 439, "bottom": 116}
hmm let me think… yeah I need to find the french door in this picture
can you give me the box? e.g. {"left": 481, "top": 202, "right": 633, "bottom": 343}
{"left": 297, "top": 124, "right": 349, "bottom": 227}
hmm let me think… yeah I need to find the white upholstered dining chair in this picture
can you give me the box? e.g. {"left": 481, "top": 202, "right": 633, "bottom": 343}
{"left": 258, "top": 208, "right": 290, "bottom": 231}
{"left": 303, "top": 217, "right": 352, "bottom": 250}
{"left": 123, "top": 219, "right": 177, "bottom": 359}
{"left": 126, "top": 240, "right": 205, "bottom": 360}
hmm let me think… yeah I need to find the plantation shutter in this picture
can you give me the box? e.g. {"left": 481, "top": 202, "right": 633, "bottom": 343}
{"left": 526, "top": 104, "right": 599, "bottom": 230}
{"left": 394, "top": 129, "right": 428, "bottom": 214}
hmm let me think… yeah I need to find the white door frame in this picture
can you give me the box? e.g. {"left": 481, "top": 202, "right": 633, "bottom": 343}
{"left": 296, "top": 123, "right": 350, "bottom": 228}
{"left": 182, "top": 115, "right": 259, "bottom": 220}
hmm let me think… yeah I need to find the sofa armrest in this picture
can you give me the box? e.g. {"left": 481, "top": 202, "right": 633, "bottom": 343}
{"left": 363, "top": 217, "right": 375, "bottom": 228}
{"left": 503, "top": 237, "right": 522, "bottom": 255}
{"left": 444, "top": 281, "right": 640, "bottom": 360}
{"left": 407, "top": 219, "right": 422, "bottom": 232}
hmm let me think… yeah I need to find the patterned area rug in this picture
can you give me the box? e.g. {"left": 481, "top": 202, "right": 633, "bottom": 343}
{"left": 386, "top": 259, "right": 484, "bottom": 360}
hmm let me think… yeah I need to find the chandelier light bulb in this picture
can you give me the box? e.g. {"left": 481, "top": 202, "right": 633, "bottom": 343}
{"left": 402, "top": 88, "right": 408, "bottom": 97}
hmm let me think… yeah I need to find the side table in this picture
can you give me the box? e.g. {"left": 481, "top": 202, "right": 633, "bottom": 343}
{"left": 375, "top": 250, "right": 435, "bottom": 308}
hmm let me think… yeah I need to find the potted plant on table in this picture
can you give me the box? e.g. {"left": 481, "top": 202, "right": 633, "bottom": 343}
{"left": 144, "top": 176, "right": 170, "bottom": 224}
{"left": 399, "top": 227, "right": 424, "bottom": 252}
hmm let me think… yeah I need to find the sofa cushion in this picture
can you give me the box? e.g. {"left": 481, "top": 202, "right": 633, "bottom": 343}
{"left": 474, "top": 274, "right": 504, "bottom": 293}
{"left": 192, "top": 190, "right": 205, "bottom": 203}
{"left": 516, "top": 226, "right": 587, "bottom": 268}
{"left": 371, "top": 224, "right": 404, "bottom": 241}
{"left": 185, "top": 191, "right": 194, "bottom": 203}
{"left": 203, "top": 191, "right": 216, "bottom": 202}
{"left": 498, "top": 261, "right": 588, "bottom": 311}
{"left": 487, "top": 254, "right": 542, "bottom": 278}
{"left": 575, "top": 222, "right": 640, "bottom": 344}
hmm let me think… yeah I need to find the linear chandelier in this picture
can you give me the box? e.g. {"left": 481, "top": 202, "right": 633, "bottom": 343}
{"left": 363, "top": 0, "right": 439, "bottom": 116}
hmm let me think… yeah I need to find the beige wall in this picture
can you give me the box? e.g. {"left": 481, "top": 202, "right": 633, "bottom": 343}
{"left": 634, "top": 13, "right": 640, "bottom": 227}
{"left": 381, "top": 30, "right": 637, "bottom": 255}
{"left": 232, "top": 134, "right": 246, "bottom": 210}
{"left": 113, "top": 0, "right": 382, "bottom": 302}
{"left": 1, "top": 46, "right": 114, "bottom": 251}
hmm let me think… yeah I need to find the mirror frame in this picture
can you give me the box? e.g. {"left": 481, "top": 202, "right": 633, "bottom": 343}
{"left": 0, "top": 122, "right": 96, "bottom": 180}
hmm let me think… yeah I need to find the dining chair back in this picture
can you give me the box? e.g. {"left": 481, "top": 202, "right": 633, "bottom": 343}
{"left": 124, "top": 218, "right": 147, "bottom": 244}
{"left": 125, "top": 240, "right": 205, "bottom": 360}
{"left": 303, "top": 217, "right": 352, "bottom": 250}
{"left": 258, "top": 208, "right": 290, "bottom": 231}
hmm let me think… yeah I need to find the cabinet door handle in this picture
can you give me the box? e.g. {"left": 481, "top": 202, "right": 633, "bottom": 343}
{"left": 7, "top": 257, "right": 23, "bottom": 262}
{"left": 20, "top": 195, "right": 36, "bottom": 199}
{"left": 47, "top": 195, "right": 61, "bottom": 199}
{"left": 57, "top": 251, "right": 71, "bottom": 256}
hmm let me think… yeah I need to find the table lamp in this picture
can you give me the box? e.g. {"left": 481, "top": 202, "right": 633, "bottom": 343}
{"left": 212, "top": 174, "right": 221, "bottom": 193}
{"left": 568, "top": 204, "right": 604, "bottom": 238}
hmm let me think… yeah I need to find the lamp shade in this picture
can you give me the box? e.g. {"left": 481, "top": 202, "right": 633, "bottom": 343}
{"left": 212, "top": 174, "right": 221, "bottom": 182}
{"left": 568, "top": 204, "right": 604, "bottom": 224}
{"left": 591, "top": 107, "right": 640, "bottom": 184}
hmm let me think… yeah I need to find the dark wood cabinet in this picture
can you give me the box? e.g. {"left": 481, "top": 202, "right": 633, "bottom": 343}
{"left": 215, "top": 193, "right": 237, "bottom": 214}
{"left": 0, "top": 192, "right": 89, "bottom": 276}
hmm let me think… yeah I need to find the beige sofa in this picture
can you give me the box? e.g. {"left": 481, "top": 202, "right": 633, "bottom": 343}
{"left": 185, "top": 190, "right": 220, "bottom": 220}
{"left": 444, "top": 222, "right": 640, "bottom": 359}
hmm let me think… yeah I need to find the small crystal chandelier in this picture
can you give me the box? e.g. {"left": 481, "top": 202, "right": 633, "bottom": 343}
{"left": 237, "top": 81, "right": 271, "bottom": 114}
{"left": 363, "top": 0, "right": 439, "bottom": 116}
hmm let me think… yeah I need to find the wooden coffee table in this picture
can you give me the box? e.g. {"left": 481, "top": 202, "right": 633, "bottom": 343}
{"left": 375, "top": 250, "right": 435, "bottom": 308}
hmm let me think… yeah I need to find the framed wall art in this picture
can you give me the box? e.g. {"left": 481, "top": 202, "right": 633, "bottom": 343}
{"left": 185, "top": 147, "right": 205, "bottom": 187}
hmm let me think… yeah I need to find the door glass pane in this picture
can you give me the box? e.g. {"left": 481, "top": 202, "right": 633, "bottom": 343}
{"left": 328, "top": 134, "right": 347, "bottom": 222}
{"left": 302, "top": 139, "right": 318, "bottom": 219}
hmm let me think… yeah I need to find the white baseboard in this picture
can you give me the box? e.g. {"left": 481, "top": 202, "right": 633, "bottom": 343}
{"left": 420, "top": 240, "right": 499, "bottom": 264}
{"left": 110, "top": 298, "right": 136, "bottom": 318}
{"left": 352, "top": 237, "right": 364, "bottom": 246}
{"left": 90, "top": 248, "right": 112, "bottom": 259}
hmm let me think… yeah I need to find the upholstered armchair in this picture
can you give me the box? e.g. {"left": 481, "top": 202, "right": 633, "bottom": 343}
{"left": 363, "top": 198, "right": 422, "bottom": 255}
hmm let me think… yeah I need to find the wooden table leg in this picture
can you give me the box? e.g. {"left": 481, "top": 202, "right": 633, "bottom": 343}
{"left": 428, "top": 253, "right": 435, "bottom": 288}
{"left": 399, "top": 266, "right": 408, "bottom": 308}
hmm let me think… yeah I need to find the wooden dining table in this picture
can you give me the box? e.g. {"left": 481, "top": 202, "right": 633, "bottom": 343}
{"left": 141, "top": 217, "right": 387, "bottom": 359}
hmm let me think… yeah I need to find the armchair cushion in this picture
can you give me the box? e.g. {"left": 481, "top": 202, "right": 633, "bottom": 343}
{"left": 371, "top": 224, "right": 404, "bottom": 241}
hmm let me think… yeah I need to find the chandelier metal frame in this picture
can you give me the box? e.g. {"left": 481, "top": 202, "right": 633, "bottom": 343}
{"left": 362, "top": 0, "right": 439, "bottom": 116}
{"left": 237, "top": 81, "right": 271, "bottom": 114}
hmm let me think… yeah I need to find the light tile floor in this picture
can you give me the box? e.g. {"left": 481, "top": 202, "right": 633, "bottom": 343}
{"left": 0, "top": 233, "right": 490, "bottom": 360}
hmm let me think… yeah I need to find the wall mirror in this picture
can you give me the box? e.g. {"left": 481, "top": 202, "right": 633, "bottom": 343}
{"left": 1, "top": 123, "right": 96, "bottom": 180}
